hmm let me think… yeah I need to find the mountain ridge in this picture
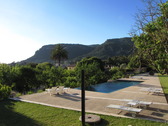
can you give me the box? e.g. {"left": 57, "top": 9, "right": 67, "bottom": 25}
{"left": 19, "top": 37, "right": 134, "bottom": 64}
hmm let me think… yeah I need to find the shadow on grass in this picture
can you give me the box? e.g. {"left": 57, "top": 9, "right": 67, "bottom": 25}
{"left": 86, "top": 119, "right": 109, "bottom": 126}
{"left": 124, "top": 113, "right": 167, "bottom": 122}
{"left": 158, "top": 75, "right": 168, "bottom": 77}
{"left": 0, "top": 100, "right": 42, "bottom": 126}
{"left": 164, "top": 94, "right": 168, "bottom": 104}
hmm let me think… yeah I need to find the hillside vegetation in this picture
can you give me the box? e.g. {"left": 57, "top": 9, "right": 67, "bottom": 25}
{"left": 85, "top": 37, "right": 134, "bottom": 59}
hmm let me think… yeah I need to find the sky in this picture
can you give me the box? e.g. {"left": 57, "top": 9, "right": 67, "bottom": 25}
{"left": 0, "top": 0, "right": 145, "bottom": 63}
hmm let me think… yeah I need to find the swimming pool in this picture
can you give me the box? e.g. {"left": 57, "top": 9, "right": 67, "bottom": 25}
{"left": 77, "top": 80, "right": 142, "bottom": 93}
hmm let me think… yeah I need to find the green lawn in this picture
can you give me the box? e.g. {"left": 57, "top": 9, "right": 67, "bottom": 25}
{"left": 159, "top": 75, "right": 168, "bottom": 94}
{"left": 159, "top": 74, "right": 168, "bottom": 103}
{"left": 0, "top": 100, "right": 167, "bottom": 126}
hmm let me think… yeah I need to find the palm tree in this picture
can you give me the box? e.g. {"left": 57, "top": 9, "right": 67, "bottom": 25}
{"left": 51, "top": 44, "right": 68, "bottom": 66}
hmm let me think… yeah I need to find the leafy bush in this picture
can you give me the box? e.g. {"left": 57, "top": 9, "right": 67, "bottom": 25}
{"left": 75, "top": 61, "right": 107, "bottom": 87}
{"left": 110, "top": 67, "right": 120, "bottom": 74}
{"left": 112, "top": 71, "right": 125, "bottom": 80}
{"left": 120, "top": 63, "right": 127, "bottom": 69}
{"left": 27, "top": 91, "right": 34, "bottom": 95}
{"left": 110, "top": 67, "right": 125, "bottom": 80}
{"left": 37, "top": 89, "right": 44, "bottom": 93}
{"left": 64, "top": 76, "right": 78, "bottom": 88}
{"left": 149, "top": 70, "right": 155, "bottom": 75}
{"left": 0, "top": 84, "right": 11, "bottom": 100}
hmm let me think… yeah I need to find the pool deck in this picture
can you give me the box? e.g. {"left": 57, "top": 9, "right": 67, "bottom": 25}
{"left": 11, "top": 73, "right": 168, "bottom": 123}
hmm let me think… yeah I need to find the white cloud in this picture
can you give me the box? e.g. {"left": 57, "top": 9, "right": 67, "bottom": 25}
{"left": 0, "top": 25, "right": 42, "bottom": 63}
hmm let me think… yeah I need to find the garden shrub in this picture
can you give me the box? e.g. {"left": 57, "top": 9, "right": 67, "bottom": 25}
{"left": 64, "top": 76, "right": 78, "bottom": 88}
{"left": 112, "top": 71, "right": 125, "bottom": 80}
{"left": 110, "top": 67, "right": 125, "bottom": 80}
{"left": 0, "top": 84, "right": 11, "bottom": 100}
{"left": 149, "top": 70, "right": 155, "bottom": 75}
{"left": 110, "top": 67, "right": 120, "bottom": 74}
{"left": 37, "top": 89, "right": 44, "bottom": 93}
{"left": 27, "top": 91, "right": 34, "bottom": 95}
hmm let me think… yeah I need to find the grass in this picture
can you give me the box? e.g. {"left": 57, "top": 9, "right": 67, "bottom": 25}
{"left": 0, "top": 100, "right": 167, "bottom": 126}
{"left": 159, "top": 75, "right": 168, "bottom": 94}
{"left": 159, "top": 74, "right": 168, "bottom": 102}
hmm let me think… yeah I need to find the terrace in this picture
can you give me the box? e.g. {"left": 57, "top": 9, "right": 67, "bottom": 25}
{"left": 11, "top": 73, "right": 168, "bottom": 123}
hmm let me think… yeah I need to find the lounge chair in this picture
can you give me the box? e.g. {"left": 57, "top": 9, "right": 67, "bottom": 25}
{"left": 127, "top": 100, "right": 152, "bottom": 109}
{"left": 63, "top": 87, "right": 70, "bottom": 92}
{"left": 140, "top": 88, "right": 162, "bottom": 95}
{"left": 58, "top": 86, "right": 65, "bottom": 94}
{"left": 48, "top": 87, "right": 58, "bottom": 96}
{"left": 106, "top": 104, "right": 142, "bottom": 117}
{"left": 130, "top": 76, "right": 143, "bottom": 79}
{"left": 45, "top": 88, "right": 51, "bottom": 94}
{"left": 152, "top": 88, "right": 163, "bottom": 95}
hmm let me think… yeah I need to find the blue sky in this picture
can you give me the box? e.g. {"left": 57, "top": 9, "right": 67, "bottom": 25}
{"left": 0, "top": 0, "right": 145, "bottom": 63}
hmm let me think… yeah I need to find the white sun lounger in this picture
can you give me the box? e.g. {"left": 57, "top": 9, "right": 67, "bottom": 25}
{"left": 152, "top": 88, "right": 163, "bottom": 95}
{"left": 45, "top": 87, "right": 59, "bottom": 96}
{"left": 127, "top": 100, "right": 152, "bottom": 109}
{"left": 50, "top": 87, "right": 59, "bottom": 96}
{"left": 130, "top": 76, "right": 143, "bottom": 79}
{"left": 140, "top": 88, "right": 162, "bottom": 95}
{"left": 47, "top": 86, "right": 70, "bottom": 95}
{"left": 58, "top": 86, "right": 65, "bottom": 94}
{"left": 106, "top": 104, "right": 142, "bottom": 117}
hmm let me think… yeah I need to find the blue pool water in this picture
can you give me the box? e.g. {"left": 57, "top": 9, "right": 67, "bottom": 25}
{"left": 77, "top": 81, "right": 142, "bottom": 93}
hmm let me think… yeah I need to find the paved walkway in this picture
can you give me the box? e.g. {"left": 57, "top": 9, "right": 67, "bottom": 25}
{"left": 11, "top": 73, "right": 168, "bottom": 122}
